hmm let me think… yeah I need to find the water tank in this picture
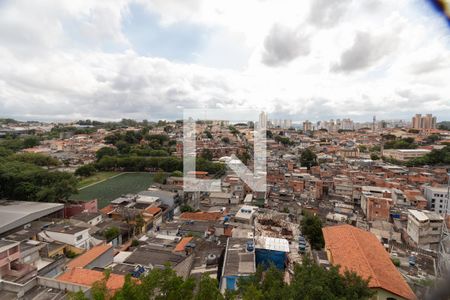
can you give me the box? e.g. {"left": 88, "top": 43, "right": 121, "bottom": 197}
{"left": 206, "top": 254, "right": 217, "bottom": 265}
{"left": 246, "top": 240, "right": 254, "bottom": 252}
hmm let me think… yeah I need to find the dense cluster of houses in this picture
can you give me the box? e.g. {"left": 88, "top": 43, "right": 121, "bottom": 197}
{"left": 1, "top": 118, "right": 450, "bottom": 299}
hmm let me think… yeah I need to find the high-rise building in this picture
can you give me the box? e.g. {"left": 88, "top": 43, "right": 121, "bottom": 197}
{"left": 411, "top": 114, "right": 436, "bottom": 130}
{"left": 258, "top": 111, "right": 268, "bottom": 129}
{"left": 303, "top": 120, "right": 313, "bottom": 131}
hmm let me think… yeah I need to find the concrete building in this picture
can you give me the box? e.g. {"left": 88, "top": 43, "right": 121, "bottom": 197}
{"left": 382, "top": 149, "right": 431, "bottom": 161}
{"left": 220, "top": 238, "right": 256, "bottom": 293}
{"left": 360, "top": 186, "right": 391, "bottom": 220}
{"left": 234, "top": 205, "right": 258, "bottom": 225}
{"left": 41, "top": 226, "right": 92, "bottom": 249}
{"left": 209, "top": 192, "right": 233, "bottom": 206}
{"left": 303, "top": 120, "right": 313, "bottom": 132}
{"left": 411, "top": 114, "right": 436, "bottom": 130}
{"left": 424, "top": 185, "right": 449, "bottom": 214}
{"left": 406, "top": 209, "right": 443, "bottom": 250}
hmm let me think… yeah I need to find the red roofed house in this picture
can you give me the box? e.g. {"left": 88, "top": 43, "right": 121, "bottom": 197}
{"left": 323, "top": 224, "right": 416, "bottom": 300}
{"left": 174, "top": 237, "right": 193, "bottom": 252}
{"left": 179, "top": 211, "right": 223, "bottom": 222}
{"left": 66, "top": 243, "right": 113, "bottom": 270}
{"left": 57, "top": 268, "right": 125, "bottom": 292}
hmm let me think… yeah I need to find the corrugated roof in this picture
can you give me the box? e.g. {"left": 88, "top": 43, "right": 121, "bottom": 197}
{"left": 323, "top": 225, "right": 416, "bottom": 300}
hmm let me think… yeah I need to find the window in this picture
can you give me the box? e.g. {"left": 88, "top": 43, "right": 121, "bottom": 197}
{"left": 76, "top": 235, "right": 83, "bottom": 241}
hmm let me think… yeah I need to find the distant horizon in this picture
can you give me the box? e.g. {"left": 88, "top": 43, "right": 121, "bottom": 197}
{"left": 1, "top": 113, "right": 449, "bottom": 125}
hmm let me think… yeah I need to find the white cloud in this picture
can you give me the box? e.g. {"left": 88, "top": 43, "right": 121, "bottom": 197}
{"left": 0, "top": 0, "right": 449, "bottom": 122}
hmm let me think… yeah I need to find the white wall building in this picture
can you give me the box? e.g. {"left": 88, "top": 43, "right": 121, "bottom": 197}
{"left": 424, "top": 186, "right": 449, "bottom": 214}
{"left": 41, "top": 226, "right": 92, "bottom": 249}
{"left": 406, "top": 209, "right": 443, "bottom": 250}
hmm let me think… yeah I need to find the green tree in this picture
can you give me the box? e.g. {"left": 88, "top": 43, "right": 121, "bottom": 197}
{"left": 10, "top": 153, "right": 60, "bottom": 167}
{"left": 301, "top": 213, "right": 324, "bottom": 250}
{"left": 204, "top": 131, "right": 213, "bottom": 139}
{"left": 180, "top": 205, "right": 195, "bottom": 213}
{"left": 116, "top": 141, "right": 131, "bottom": 154}
{"left": 96, "top": 147, "right": 118, "bottom": 160}
{"left": 104, "top": 227, "right": 120, "bottom": 241}
{"left": 0, "top": 147, "right": 13, "bottom": 157}
{"left": 299, "top": 148, "right": 317, "bottom": 169}
{"left": 75, "top": 164, "right": 97, "bottom": 177}
{"left": 154, "top": 171, "right": 167, "bottom": 184}
{"left": 195, "top": 275, "right": 224, "bottom": 300}
{"left": 289, "top": 258, "right": 374, "bottom": 300}
{"left": 200, "top": 149, "right": 213, "bottom": 161}
{"left": 171, "top": 170, "right": 183, "bottom": 177}
{"left": 370, "top": 153, "right": 379, "bottom": 160}
{"left": 0, "top": 160, "right": 78, "bottom": 202}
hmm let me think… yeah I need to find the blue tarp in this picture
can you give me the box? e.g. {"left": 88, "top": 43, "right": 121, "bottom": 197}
{"left": 255, "top": 248, "right": 286, "bottom": 270}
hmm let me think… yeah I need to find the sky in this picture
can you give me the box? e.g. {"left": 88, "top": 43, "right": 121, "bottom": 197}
{"left": 0, "top": 0, "right": 449, "bottom": 123}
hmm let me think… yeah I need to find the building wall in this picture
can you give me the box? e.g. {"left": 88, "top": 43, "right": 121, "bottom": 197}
{"left": 85, "top": 247, "right": 114, "bottom": 270}
{"left": 44, "top": 230, "right": 91, "bottom": 249}
{"left": 424, "top": 186, "right": 449, "bottom": 214}
{"left": 406, "top": 213, "right": 442, "bottom": 249}
{"left": 373, "top": 287, "right": 409, "bottom": 300}
{"left": 366, "top": 197, "right": 391, "bottom": 222}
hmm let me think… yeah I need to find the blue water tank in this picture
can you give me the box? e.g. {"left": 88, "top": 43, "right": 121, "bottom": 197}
{"left": 246, "top": 240, "right": 254, "bottom": 252}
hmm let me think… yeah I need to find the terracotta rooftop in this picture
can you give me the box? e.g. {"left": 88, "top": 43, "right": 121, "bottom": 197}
{"left": 145, "top": 206, "right": 162, "bottom": 215}
{"left": 179, "top": 211, "right": 223, "bottom": 221}
{"left": 57, "top": 268, "right": 125, "bottom": 290}
{"left": 100, "top": 204, "right": 115, "bottom": 215}
{"left": 323, "top": 225, "right": 416, "bottom": 300}
{"left": 66, "top": 243, "right": 112, "bottom": 269}
{"left": 174, "top": 237, "right": 193, "bottom": 252}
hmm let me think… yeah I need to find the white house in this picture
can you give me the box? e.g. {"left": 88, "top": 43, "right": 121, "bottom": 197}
{"left": 40, "top": 225, "right": 92, "bottom": 249}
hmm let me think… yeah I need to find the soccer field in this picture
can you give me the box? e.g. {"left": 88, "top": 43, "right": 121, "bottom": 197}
{"left": 70, "top": 172, "right": 154, "bottom": 208}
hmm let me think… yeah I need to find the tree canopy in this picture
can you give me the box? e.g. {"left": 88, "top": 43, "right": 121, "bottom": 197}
{"left": 299, "top": 148, "right": 318, "bottom": 169}
{"left": 69, "top": 258, "right": 374, "bottom": 300}
{"left": 0, "top": 160, "right": 78, "bottom": 202}
{"left": 300, "top": 213, "right": 324, "bottom": 250}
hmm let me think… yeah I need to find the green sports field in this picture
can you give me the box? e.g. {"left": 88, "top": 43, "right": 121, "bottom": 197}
{"left": 71, "top": 172, "right": 154, "bottom": 208}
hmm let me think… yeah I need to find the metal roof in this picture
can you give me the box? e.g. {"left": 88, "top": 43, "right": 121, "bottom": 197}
{"left": 0, "top": 200, "right": 64, "bottom": 235}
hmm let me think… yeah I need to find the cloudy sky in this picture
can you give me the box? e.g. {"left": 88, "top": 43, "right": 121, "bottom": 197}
{"left": 0, "top": 0, "right": 449, "bottom": 123}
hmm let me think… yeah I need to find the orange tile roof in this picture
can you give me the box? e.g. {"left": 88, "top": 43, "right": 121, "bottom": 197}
{"left": 145, "top": 206, "right": 162, "bottom": 215}
{"left": 223, "top": 226, "right": 233, "bottom": 237}
{"left": 57, "top": 268, "right": 125, "bottom": 290}
{"left": 174, "top": 237, "right": 193, "bottom": 252}
{"left": 100, "top": 204, "right": 115, "bottom": 214}
{"left": 179, "top": 211, "right": 222, "bottom": 221}
{"left": 67, "top": 244, "right": 112, "bottom": 269}
{"left": 323, "top": 225, "right": 416, "bottom": 300}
